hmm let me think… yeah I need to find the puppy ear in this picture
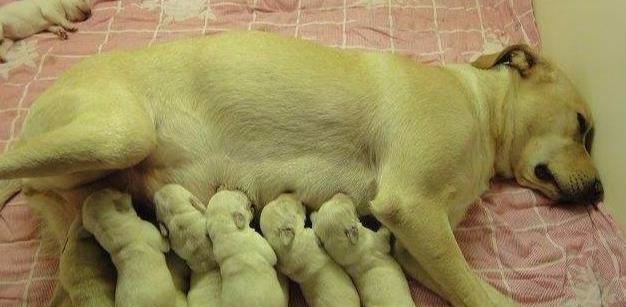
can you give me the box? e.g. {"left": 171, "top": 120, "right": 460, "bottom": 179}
{"left": 160, "top": 236, "right": 171, "bottom": 253}
{"left": 472, "top": 44, "right": 540, "bottom": 77}
{"left": 233, "top": 212, "right": 247, "bottom": 230}
{"left": 158, "top": 222, "right": 169, "bottom": 238}
{"left": 189, "top": 196, "right": 206, "bottom": 214}
{"left": 278, "top": 226, "right": 295, "bottom": 246}
{"left": 345, "top": 225, "right": 359, "bottom": 245}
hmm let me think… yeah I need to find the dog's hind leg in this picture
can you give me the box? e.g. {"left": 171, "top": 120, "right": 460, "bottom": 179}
{"left": 0, "top": 38, "right": 14, "bottom": 63}
{"left": 0, "top": 179, "right": 21, "bottom": 209}
{"left": 60, "top": 216, "right": 116, "bottom": 307}
{"left": 0, "top": 112, "right": 156, "bottom": 180}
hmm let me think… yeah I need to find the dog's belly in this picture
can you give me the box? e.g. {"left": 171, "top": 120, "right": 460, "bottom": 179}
{"left": 130, "top": 146, "right": 378, "bottom": 214}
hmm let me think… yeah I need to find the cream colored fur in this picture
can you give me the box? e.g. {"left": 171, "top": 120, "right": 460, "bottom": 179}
{"left": 59, "top": 216, "right": 115, "bottom": 307}
{"left": 312, "top": 194, "right": 415, "bottom": 307}
{"left": 0, "top": 0, "right": 90, "bottom": 62}
{"left": 205, "top": 190, "right": 287, "bottom": 307}
{"left": 0, "top": 31, "right": 601, "bottom": 306}
{"left": 165, "top": 252, "right": 191, "bottom": 307}
{"left": 82, "top": 189, "right": 177, "bottom": 307}
{"left": 154, "top": 184, "right": 220, "bottom": 307}
{"left": 260, "top": 194, "right": 360, "bottom": 307}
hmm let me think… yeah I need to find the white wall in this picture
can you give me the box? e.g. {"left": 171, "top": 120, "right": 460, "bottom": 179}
{"left": 534, "top": 1, "right": 626, "bottom": 231}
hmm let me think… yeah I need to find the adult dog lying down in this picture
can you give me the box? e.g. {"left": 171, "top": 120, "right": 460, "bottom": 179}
{"left": 0, "top": 31, "right": 601, "bottom": 306}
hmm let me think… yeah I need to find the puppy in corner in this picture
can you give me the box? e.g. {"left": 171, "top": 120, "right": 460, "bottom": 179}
{"left": 0, "top": 0, "right": 91, "bottom": 62}
{"left": 205, "top": 190, "right": 288, "bottom": 307}
{"left": 313, "top": 194, "right": 416, "bottom": 307}
{"left": 260, "top": 194, "right": 360, "bottom": 307}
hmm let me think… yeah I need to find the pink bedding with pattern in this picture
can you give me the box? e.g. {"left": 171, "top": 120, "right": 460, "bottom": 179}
{"left": 1, "top": 0, "right": 625, "bottom": 306}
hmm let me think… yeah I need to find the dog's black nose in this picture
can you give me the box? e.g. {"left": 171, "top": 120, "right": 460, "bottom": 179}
{"left": 534, "top": 163, "right": 555, "bottom": 182}
{"left": 585, "top": 179, "right": 604, "bottom": 204}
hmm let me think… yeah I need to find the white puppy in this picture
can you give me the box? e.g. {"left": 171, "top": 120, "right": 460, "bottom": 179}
{"left": 154, "top": 184, "right": 220, "bottom": 307}
{"left": 260, "top": 194, "right": 360, "bottom": 307}
{"left": 205, "top": 190, "right": 287, "bottom": 307}
{"left": 82, "top": 189, "right": 177, "bottom": 307}
{"left": 313, "top": 194, "right": 416, "bottom": 307}
{"left": 0, "top": 0, "right": 90, "bottom": 62}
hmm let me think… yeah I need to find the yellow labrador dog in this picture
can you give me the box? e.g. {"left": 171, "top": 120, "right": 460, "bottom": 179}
{"left": 0, "top": 31, "right": 601, "bottom": 306}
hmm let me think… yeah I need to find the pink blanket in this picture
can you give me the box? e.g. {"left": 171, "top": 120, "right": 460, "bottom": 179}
{"left": 1, "top": 0, "right": 625, "bottom": 306}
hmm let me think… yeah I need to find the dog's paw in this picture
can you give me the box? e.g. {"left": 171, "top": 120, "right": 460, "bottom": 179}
{"left": 65, "top": 24, "right": 78, "bottom": 32}
{"left": 51, "top": 28, "right": 69, "bottom": 40}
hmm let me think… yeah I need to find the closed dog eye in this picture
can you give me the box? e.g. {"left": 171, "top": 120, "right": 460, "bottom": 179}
{"left": 576, "top": 113, "right": 587, "bottom": 135}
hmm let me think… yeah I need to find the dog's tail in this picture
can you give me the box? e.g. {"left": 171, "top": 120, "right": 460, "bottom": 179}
{"left": 0, "top": 179, "right": 21, "bottom": 211}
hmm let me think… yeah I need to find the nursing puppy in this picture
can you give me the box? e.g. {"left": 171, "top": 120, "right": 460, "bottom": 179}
{"left": 313, "top": 194, "right": 415, "bottom": 307}
{"left": 82, "top": 189, "right": 177, "bottom": 307}
{"left": 154, "top": 184, "right": 220, "bottom": 307}
{"left": 0, "top": 0, "right": 91, "bottom": 62}
{"left": 260, "top": 194, "right": 360, "bottom": 307}
{"left": 205, "top": 190, "right": 287, "bottom": 307}
{"left": 0, "top": 31, "right": 601, "bottom": 306}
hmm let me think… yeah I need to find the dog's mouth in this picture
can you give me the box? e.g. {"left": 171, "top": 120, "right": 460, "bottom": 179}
{"left": 517, "top": 164, "right": 604, "bottom": 206}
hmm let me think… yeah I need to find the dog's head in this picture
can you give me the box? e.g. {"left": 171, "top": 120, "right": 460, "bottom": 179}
{"left": 60, "top": 0, "right": 92, "bottom": 22}
{"left": 473, "top": 45, "right": 602, "bottom": 205}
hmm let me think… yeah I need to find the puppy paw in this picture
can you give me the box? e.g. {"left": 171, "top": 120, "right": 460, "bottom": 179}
{"left": 48, "top": 26, "right": 69, "bottom": 40}
{"left": 65, "top": 24, "right": 78, "bottom": 32}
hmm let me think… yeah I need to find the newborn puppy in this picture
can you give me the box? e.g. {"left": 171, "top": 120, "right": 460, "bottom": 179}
{"left": 205, "top": 190, "right": 287, "bottom": 307}
{"left": 82, "top": 189, "right": 177, "bottom": 307}
{"left": 312, "top": 194, "right": 416, "bottom": 307}
{"left": 154, "top": 184, "right": 220, "bottom": 307}
{"left": 59, "top": 217, "right": 115, "bottom": 307}
{"left": 0, "top": 0, "right": 90, "bottom": 62}
{"left": 260, "top": 194, "right": 360, "bottom": 307}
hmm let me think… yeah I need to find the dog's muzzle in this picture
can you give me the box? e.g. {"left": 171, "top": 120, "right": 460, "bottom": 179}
{"left": 535, "top": 164, "right": 604, "bottom": 205}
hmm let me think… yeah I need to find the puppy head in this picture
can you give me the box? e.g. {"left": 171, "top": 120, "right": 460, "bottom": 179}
{"left": 60, "top": 0, "right": 91, "bottom": 22}
{"left": 260, "top": 194, "right": 306, "bottom": 248}
{"left": 312, "top": 194, "right": 361, "bottom": 253}
{"left": 154, "top": 184, "right": 206, "bottom": 223}
{"left": 83, "top": 189, "right": 137, "bottom": 225}
{"left": 206, "top": 190, "right": 254, "bottom": 232}
{"left": 154, "top": 185, "right": 215, "bottom": 269}
{"left": 473, "top": 45, "right": 602, "bottom": 205}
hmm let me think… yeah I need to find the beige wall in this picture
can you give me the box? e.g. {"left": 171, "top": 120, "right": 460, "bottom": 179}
{"left": 534, "top": 1, "right": 626, "bottom": 231}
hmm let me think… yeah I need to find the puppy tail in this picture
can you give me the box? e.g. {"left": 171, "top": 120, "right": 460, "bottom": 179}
{"left": 0, "top": 179, "right": 21, "bottom": 211}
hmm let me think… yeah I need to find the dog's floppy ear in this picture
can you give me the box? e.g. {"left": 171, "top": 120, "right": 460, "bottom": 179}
{"left": 345, "top": 225, "right": 359, "bottom": 245}
{"left": 472, "top": 44, "right": 540, "bottom": 77}
{"left": 279, "top": 225, "right": 295, "bottom": 246}
{"left": 233, "top": 212, "right": 247, "bottom": 229}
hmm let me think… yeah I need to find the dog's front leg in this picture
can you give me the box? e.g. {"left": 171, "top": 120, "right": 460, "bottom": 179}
{"left": 371, "top": 189, "right": 513, "bottom": 307}
{"left": 41, "top": 9, "right": 77, "bottom": 32}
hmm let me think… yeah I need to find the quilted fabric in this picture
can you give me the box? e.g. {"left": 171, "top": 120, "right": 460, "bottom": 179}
{"left": 1, "top": 0, "right": 625, "bottom": 306}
